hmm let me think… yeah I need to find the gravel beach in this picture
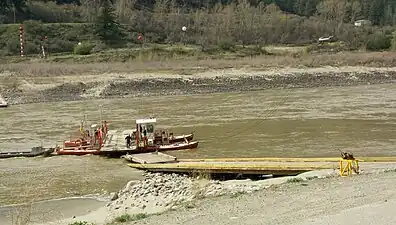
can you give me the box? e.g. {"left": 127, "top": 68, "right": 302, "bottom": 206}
{"left": 1, "top": 66, "right": 396, "bottom": 105}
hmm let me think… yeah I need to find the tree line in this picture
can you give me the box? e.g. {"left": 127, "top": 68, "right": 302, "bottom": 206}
{"left": 0, "top": 0, "right": 393, "bottom": 56}
{"left": 2, "top": 0, "right": 396, "bottom": 26}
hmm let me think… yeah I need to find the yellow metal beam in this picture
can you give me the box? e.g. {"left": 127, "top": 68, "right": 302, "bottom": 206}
{"left": 178, "top": 157, "right": 396, "bottom": 163}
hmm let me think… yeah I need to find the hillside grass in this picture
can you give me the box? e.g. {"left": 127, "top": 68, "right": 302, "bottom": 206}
{"left": 0, "top": 21, "right": 395, "bottom": 77}
{"left": 1, "top": 48, "right": 396, "bottom": 78}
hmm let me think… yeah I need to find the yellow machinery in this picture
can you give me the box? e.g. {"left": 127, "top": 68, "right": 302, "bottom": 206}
{"left": 339, "top": 151, "right": 359, "bottom": 176}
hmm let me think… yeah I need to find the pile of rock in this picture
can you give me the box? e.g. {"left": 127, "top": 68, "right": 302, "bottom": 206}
{"left": 106, "top": 170, "right": 338, "bottom": 217}
{"left": 202, "top": 180, "right": 269, "bottom": 197}
{"left": 107, "top": 172, "right": 281, "bottom": 217}
{"left": 107, "top": 172, "right": 196, "bottom": 215}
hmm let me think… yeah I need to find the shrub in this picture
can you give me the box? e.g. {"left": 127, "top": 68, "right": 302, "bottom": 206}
{"left": 73, "top": 43, "right": 94, "bottom": 55}
{"left": 90, "top": 42, "right": 107, "bottom": 53}
{"left": 68, "top": 221, "right": 94, "bottom": 225}
{"left": 217, "top": 40, "right": 235, "bottom": 51}
{"left": 114, "top": 214, "right": 133, "bottom": 222}
{"left": 366, "top": 33, "right": 392, "bottom": 51}
{"left": 114, "top": 213, "right": 148, "bottom": 223}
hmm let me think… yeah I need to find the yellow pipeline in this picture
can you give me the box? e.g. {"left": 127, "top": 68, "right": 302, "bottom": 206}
{"left": 178, "top": 157, "right": 396, "bottom": 163}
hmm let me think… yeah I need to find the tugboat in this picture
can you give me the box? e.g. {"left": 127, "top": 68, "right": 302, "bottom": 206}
{"left": 55, "top": 122, "right": 106, "bottom": 156}
{"left": 63, "top": 119, "right": 109, "bottom": 148}
{"left": 55, "top": 117, "right": 198, "bottom": 156}
{"left": 133, "top": 118, "right": 199, "bottom": 153}
{"left": 63, "top": 119, "right": 194, "bottom": 148}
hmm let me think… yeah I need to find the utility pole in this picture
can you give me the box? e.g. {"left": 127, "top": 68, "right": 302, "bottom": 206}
{"left": 13, "top": 4, "right": 16, "bottom": 23}
{"left": 19, "top": 24, "right": 25, "bottom": 57}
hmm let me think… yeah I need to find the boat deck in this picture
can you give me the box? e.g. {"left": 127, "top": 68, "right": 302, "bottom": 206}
{"left": 100, "top": 129, "right": 137, "bottom": 156}
{"left": 123, "top": 152, "right": 177, "bottom": 164}
{"left": 103, "top": 129, "right": 134, "bottom": 148}
{"left": 100, "top": 129, "right": 197, "bottom": 157}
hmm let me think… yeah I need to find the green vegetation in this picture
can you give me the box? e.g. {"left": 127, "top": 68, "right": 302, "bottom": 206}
{"left": 94, "top": 0, "right": 124, "bottom": 46}
{"left": 287, "top": 177, "right": 305, "bottom": 183}
{"left": 0, "top": 0, "right": 396, "bottom": 59}
{"left": 73, "top": 42, "right": 95, "bottom": 55}
{"left": 114, "top": 214, "right": 133, "bottom": 223}
{"left": 68, "top": 221, "right": 95, "bottom": 225}
{"left": 109, "top": 213, "right": 148, "bottom": 224}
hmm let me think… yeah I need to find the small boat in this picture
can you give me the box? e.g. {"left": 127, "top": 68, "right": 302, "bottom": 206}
{"left": 0, "top": 147, "right": 54, "bottom": 159}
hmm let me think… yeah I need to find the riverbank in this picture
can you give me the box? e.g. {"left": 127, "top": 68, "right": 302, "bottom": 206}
{"left": 9, "top": 163, "right": 395, "bottom": 225}
{"left": 127, "top": 169, "right": 396, "bottom": 225}
{"left": 1, "top": 65, "right": 396, "bottom": 105}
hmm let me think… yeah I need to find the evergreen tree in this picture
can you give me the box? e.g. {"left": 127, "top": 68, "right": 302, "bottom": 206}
{"left": 369, "top": 0, "right": 384, "bottom": 25}
{"left": 94, "top": 0, "right": 124, "bottom": 46}
{"left": 0, "top": 0, "right": 27, "bottom": 16}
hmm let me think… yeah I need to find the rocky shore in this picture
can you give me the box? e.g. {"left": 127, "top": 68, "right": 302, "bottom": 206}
{"left": 1, "top": 67, "right": 396, "bottom": 105}
{"left": 128, "top": 170, "right": 396, "bottom": 225}
{"left": 105, "top": 170, "right": 337, "bottom": 220}
{"left": 98, "top": 164, "right": 396, "bottom": 224}
{"left": 5, "top": 164, "right": 396, "bottom": 225}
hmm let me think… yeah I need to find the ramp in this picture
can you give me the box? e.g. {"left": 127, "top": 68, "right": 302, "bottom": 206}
{"left": 128, "top": 161, "right": 338, "bottom": 176}
{"left": 178, "top": 157, "right": 396, "bottom": 163}
{"left": 126, "top": 157, "right": 396, "bottom": 176}
{"left": 124, "top": 152, "right": 177, "bottom": 164}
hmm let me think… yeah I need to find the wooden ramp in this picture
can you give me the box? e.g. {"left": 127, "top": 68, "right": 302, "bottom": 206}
{"left": 128, "top": 161, "right": 339, "bottom": 176}
{"left": 126, "top": 156, "right": 396, "bottom": 176}
{"left": 178, "top": 157, "right": 396, "bottom": 163}
{"left": 124, "top": 152, "right": 177, "bottom": 164}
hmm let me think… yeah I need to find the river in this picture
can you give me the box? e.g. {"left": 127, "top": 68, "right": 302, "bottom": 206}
{"left": 1, "top": 83, "right": 395, "bottom": 205}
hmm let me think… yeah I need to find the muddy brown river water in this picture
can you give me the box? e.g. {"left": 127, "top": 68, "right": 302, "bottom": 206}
{"left": 1, "top": 83, "right": 396, "bottom": 205}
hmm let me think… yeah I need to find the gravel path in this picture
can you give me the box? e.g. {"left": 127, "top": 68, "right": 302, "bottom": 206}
{"left": 129, "top": 171, "right": 396, "bottom": 225}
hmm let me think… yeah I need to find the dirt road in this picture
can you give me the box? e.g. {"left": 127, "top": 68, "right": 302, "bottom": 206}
{"left": 131, "top": 171, "right": 396, "bottom": 225}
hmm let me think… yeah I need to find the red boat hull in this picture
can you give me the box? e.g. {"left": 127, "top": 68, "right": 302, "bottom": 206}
{"left": 63, "top": 133, "right": 194, "bottom": 148}
{"left": 55, "top": 141, "right": 198, "bottom": 156}
{"left": 55, "top": 145, "right": 102, "bottom": 156}
{"left": 143, "top": 141, "right": 199, "bottom": 152}
{"left": 64, "top": 134, "right": 194, "bottom": 148}
{"left": 64, "top": 140, "right": 90, "bottom": 148}
{"left": 56, "top": 149, "right": 101, "bottom": 156}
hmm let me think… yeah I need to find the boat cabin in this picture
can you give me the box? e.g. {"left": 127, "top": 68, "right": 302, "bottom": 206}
{"left": 134, "top": 117, "right": 175, "bottom": 147}
{"left": 135, "top": 118, "right": 156, "bottom": 147}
